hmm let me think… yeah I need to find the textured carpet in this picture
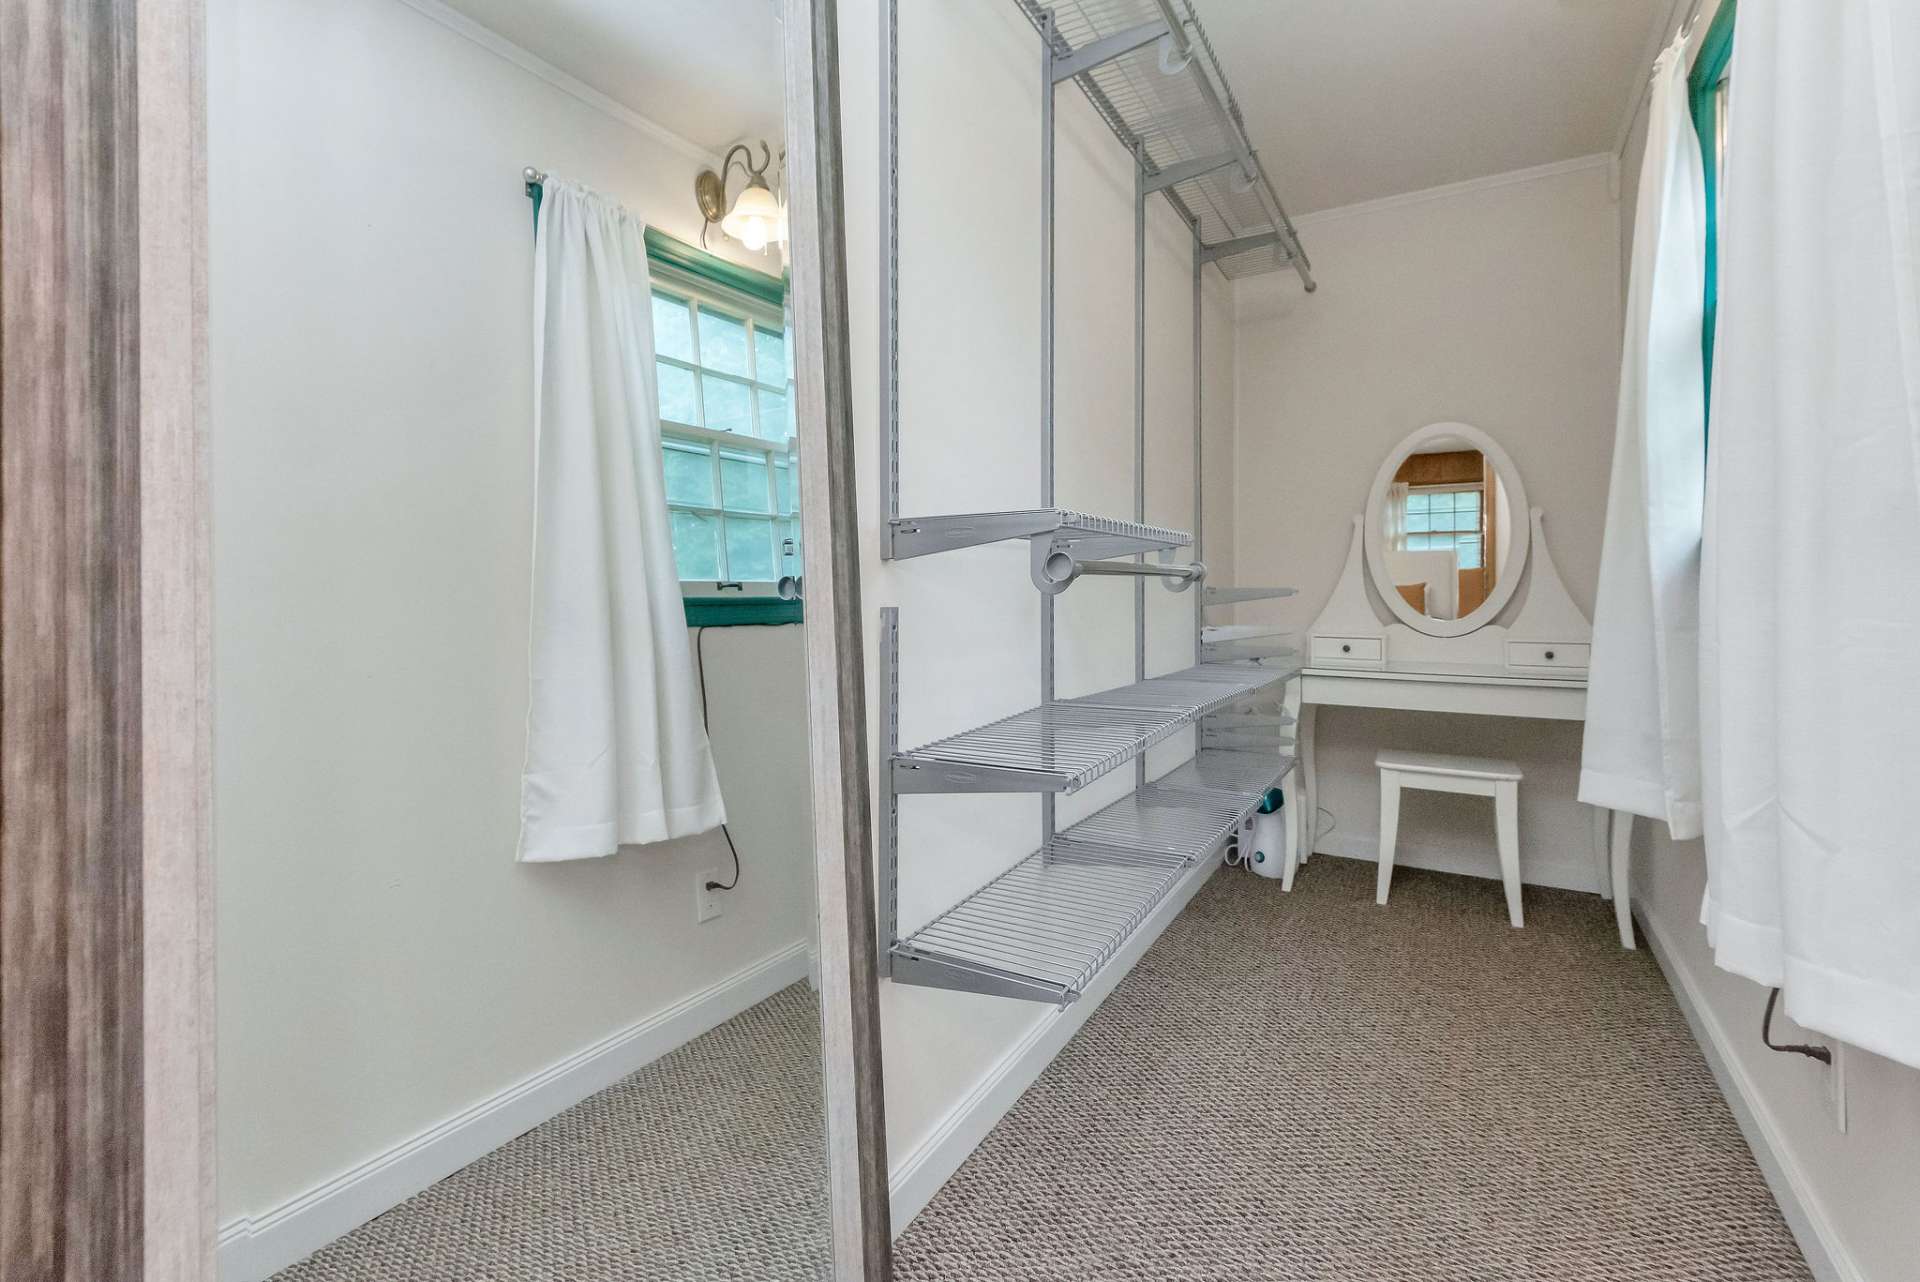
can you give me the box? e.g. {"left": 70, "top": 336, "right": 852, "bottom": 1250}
{"left": 894, "top": 859, "right": 1813, "bottom": 1282}
{"left": 271, "top": 982, "right": 829, "bottom": 1282}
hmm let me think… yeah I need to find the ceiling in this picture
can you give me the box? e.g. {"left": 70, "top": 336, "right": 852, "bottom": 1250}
{"left": 1197, "top": 0, "right": 1673, "bottom": 214}
{"left": 435, "top": 0, "right": 784, "bottom": 155}
{"left": 437, "top": 0, "right": 1672, "bottom": 215}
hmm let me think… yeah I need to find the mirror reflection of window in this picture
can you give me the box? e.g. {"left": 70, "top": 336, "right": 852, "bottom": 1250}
{"left": 1382, "top": 447, "right": 1509, "bottom": 621}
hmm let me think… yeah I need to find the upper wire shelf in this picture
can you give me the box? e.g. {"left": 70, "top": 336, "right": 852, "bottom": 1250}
{"left": 893, "top": 661, "right": 1293, "bottom": 795}
{"left": 888, "top": 508, "right": 1190, "bottom": 561}
{"left": 1016, "top": 0, "right": 1313, "bottom": 286}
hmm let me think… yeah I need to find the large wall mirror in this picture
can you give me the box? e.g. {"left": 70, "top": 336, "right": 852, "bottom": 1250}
{"left": 1364, "top": 421, "right": 1530, "bottom": 638}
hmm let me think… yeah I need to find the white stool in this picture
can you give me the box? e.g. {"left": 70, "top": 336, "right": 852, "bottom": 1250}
{"left": 1375, "top": 750, "right": 1525, "bottom": 927}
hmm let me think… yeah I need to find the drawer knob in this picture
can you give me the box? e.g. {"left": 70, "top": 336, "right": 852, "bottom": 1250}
{"left": 1545, "top": 650, "right": 1555, "bottom": 660}
{"left": 1341, "top": 643, "right": 1352, "bottom": 654}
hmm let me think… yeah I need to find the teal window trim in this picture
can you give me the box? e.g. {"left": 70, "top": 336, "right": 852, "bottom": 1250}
{"left": 1689, "top": 0, "right": 1737, "bottom": 418}
{"left": 525, "top": 182, "right": 799, "bottom": 627}
{"left": 524, "top": 180, "right": 787, "bottom": 308}
{"left": 683, "top": 597, "right": 802, "bottom": 627}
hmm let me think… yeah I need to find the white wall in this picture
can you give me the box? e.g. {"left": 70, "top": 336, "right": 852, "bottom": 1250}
{"left": 834, "top": 0, "right": 1237, "bottom": 1186}
{"left": 210, "top": 0, "right": 813, "bottom": 1234}
{"left": 1231, "top": 159, "right": 1622, "bottom": 891}
{"left": 1613, "top": 8, "right": 1920, "bottom": 1273}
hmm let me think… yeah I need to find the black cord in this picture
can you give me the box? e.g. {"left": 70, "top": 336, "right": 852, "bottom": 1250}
{"left": 1761, "top": 988, "right": 1832, "bottom": 1064}
{"left": 695, "top": 627, "right": 742, "bottom": 893}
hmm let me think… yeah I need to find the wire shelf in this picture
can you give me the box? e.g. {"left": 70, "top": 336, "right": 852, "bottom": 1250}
{"left": 1060, "top": 748, "right": 1292, "bottom": 859}
{"left": 889, "top": 508, "right": 1192, "bottom": 561}
{"left": 1015, "top": 0, "right": 1310, "bottom": 283}
{"left": 896, "top": 662, "right": 1292, "bottom": 794}
{"left": 892, "top": 748, "right": 1292, "bottom": 1004}
{"left": 892, "top": 842, "right": 1193, "bottom": 1005}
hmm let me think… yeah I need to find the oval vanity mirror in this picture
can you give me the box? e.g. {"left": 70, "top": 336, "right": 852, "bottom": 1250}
{"left": 1363, "top": 422, "right": 1530, "bottom": 638}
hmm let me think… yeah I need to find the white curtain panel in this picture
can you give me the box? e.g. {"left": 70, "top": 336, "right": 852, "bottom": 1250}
{"left": 519, "top": 179, "right": 726, "bottom": 862}
{"left": 1701, "top": 0, "right": 1920, "bottom": 1067}
{"left": 1578, "top": 33, "right": 1706, "bottom": 840}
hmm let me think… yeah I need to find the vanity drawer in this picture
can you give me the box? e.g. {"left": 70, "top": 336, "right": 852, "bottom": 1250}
{"left": 1311, "top": 634, "right": 1383, "bottom": 665}
{"left": 1507, "top": 641, "right": 1589, "bottom": 672}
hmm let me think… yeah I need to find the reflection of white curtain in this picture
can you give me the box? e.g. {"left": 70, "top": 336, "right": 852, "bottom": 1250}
{"left": 519, "top": 178, "right": 726, "bottom": 861}
{"left": 1700, "top": 1, "right": 1920, "bottom": 1068}
{"left": 1385, "top": 482, "right": 1410, "bottom": 550}
{"left": 1579, "top": 32, "right": 1705, "bottom": 840}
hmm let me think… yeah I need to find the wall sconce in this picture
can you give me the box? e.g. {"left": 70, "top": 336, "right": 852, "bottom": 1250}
{"left": 694, "top": 141, "right": 788, "bottom": 253}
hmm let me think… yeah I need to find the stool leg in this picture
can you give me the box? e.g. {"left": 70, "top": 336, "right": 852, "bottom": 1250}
{"left": 1495, "top": 781, "right": 1523, "bottom": 927}
{"left": 1376, "top": 771, "right": 1401, "bottom": 905}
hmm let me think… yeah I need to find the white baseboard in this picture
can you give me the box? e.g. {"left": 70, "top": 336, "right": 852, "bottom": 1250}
{"left": 217, "top": 941, "right": 811, "bottom": 1282}
{"left": 1636, "top": 908, "right": 1862, "bottom": 1282}
{"left": 1312, "top": 831, "right": 1599, "bottom": 894}
{"left": 886, "top": 854, "right": 1223, "bottom": 1234}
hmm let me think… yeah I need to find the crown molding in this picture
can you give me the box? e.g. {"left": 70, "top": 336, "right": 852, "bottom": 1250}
{"left": 1291, "top": 153, "right": 1615, "bottom": 231}
{"left": 390, "top": 0, "right": 722, "bottom": 168}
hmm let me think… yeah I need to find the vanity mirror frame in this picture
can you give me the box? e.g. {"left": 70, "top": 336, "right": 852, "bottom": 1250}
{"left": 1363, "top": 420, "right": 1531, "bottom": 638}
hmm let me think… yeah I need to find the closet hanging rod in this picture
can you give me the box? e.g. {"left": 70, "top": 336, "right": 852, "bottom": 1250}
{"left": 1033, "top": 553, "right": 1206, "bottom": 596}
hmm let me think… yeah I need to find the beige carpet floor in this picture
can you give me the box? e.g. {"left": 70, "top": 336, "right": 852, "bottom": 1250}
{"left": 893, "top": 858, "right": 1812, "bottom": 1282}
{"left": 271, "top": 858, "right": 1810, "bottom": 1281}
{"left": 270, "top": 983, "right": 830, "bottom": 1282}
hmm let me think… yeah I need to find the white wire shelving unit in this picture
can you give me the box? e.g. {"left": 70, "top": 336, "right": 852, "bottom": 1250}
{"left": 877, "top": 0, "right": 1314, "bottom": 1007}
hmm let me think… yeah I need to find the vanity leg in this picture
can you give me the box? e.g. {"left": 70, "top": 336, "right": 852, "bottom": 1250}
{"left": 1375, "top": 770, "right": 1400, "bottom": 905}
{"left": 1280, "top": 763, "right": 1300, "bottom": 892}
{"left": 1609, "top": 809, "right": 1636, "bottom": 949}
{"left": 1298, "top": 702, "right": 1318, "bottom": 865}
{"left": 1590, "top": 805, "right": 1613, "bottom": 900}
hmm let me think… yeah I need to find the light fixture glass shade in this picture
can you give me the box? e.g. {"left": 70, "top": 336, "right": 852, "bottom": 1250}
{"left": 721, "top": 179, "right": 787, "bottom": 252}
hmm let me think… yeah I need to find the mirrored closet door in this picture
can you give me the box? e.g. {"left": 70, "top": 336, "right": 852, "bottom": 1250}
{"left": 208, "top": 0, "right": 883, "bottom": 1278}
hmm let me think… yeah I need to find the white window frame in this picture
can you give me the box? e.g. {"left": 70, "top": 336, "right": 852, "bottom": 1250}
{"left": 1405, "top": 481, "right": 1485, "bottom": 571}
{"left": 651, "top": 263, "right": 796, "bottom": 598}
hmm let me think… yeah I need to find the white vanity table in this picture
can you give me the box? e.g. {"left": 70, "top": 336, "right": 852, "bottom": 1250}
{"left": 1270, "top": 422, "right": 1636, "bottom": 947}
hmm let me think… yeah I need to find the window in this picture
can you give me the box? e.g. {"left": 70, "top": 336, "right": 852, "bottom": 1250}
{"left": 650, "top": 279, "right": 798, "bottom": 594}
{"left": 1403, "top": 486, "right": 1484, "bottom": 571}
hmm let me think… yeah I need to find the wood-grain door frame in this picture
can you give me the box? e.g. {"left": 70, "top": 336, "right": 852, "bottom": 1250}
{"left": 0, "top": 1, "right": 214, "bottom": 1279}
{"left": 784, "top": 1, "right": 896, "bottom": 1277}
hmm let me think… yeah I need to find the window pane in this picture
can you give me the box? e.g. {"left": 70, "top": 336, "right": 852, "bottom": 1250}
{"left": 670, "top": 511, "right": 721, "bottom": 581}
{"left": 755, "top": 325, "right": 787, "bottom": 387}
{"left": 662, "top": 440, "right": 714, "bottom": 506}
{"left": 774, "top": 458, "right": 795, "bottom": 514}
{"left": 1404, "top": 491, "right": 1430, "bottom": 513}
{"left": 720, "top": 450, "right": 771, "bottom": 513}
{"left": 652, "top": 292, "right": 695, "bottom": 362}
{"left": 724, "top": 516, "right": 776, "bottom": 581}
{"left": 1456, "top": 491, "right": 1481, "bottom": 517}
{"left": 1457, "top": 536, "right": 1483, "bottom": 571}
{"left": 657, "top": 361, "right": 699, "bottom": 426}
{"left": 757, "top": 387, "right": 791, "bottom": 442}
{"left": 1405, "top": 512, "right": 1431, "bottom": 534}
{"left": 702, "top": 375, "right": 752, "bottom": 434}
{"left": 1427, "top": 492, "right": 1454, "bottom": 516}
{"left": 697, "top": 308, "right": 751, "bottom": 377}
{"left": 1446, "top": 507, "right": 1475, "bottom": 533}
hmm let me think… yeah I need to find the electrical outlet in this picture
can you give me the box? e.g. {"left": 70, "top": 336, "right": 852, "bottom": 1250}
{"left": 696, "top": 870, "right": 726, "bottom": 924}
{"left": 1824, "top": 1040, "right": 1848, "bottom": 1134}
